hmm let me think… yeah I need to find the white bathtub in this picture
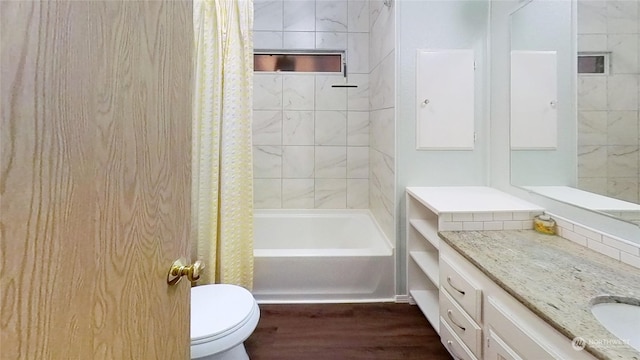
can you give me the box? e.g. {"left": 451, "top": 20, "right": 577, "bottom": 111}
{"left": 252, "top": 209, "right": 395, "bottom": 303}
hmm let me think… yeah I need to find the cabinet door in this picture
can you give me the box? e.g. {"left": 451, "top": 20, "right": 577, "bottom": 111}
{"left": 485, "top": 328, "right": 523, "bottom": 360}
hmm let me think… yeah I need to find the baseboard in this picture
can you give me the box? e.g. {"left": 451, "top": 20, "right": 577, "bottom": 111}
{"left": 394, "top": 294, "right": 411, "bottom": 303}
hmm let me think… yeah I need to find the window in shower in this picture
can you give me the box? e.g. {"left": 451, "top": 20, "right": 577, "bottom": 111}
{"left": 578, "top": 52, "right": 609, "bottom": 75}
{"left": 254, "top": 50, "right": 344, "bottom": 74}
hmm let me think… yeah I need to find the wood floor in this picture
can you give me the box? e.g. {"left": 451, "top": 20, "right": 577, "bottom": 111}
{"left": 245, "top": 303, "right": 453, "bottom": 360}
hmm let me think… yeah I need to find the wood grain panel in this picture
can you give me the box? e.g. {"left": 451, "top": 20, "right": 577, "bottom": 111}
{"left": 1, "top": 2, "right": 96, "bottom": 358}
{"left": 91, "top": 1, "right": 192, "bottom": 359}
{"left": 1, "top": 1, "right": 192, "bottom": 358}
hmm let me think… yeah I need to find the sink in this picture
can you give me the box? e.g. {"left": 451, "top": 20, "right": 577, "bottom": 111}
{"left": 590, "top": 298, "right": 640, "bottom": 352}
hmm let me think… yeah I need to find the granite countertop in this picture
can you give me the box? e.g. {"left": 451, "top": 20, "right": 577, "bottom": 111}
{"left": 438, "top": 230, "right": 640, "bottom": 360}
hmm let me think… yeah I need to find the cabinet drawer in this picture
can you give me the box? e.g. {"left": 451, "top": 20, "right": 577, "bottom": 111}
{"left": 440, "top": 288, "right": 482, "bottom": 358}
{"left": 485, "top": 296, "right": 558, "bottom": 360}
{"left": 440, "top": 318, "right": 479, "bottom": 360}
{"left": 485, "top": 328, "right": 523, "bottom": 360}
{"left": 440, "top": 255, "right": 482, "bottom": 322}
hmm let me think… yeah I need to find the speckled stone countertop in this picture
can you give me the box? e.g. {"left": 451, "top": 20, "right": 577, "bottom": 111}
{"left": 438, "top": 230, "right": 640, "bottom": 360}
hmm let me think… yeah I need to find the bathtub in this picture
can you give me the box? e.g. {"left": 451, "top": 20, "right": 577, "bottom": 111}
{"left": 252, "top": 209, "right": 395, "bottom": 303}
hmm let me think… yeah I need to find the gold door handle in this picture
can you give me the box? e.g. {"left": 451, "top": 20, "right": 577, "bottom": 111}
{"left": 167, "top": 258, "right": 205, "bottom": 285}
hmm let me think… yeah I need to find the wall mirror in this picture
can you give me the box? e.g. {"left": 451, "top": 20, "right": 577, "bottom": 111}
{"left": 509, "top": 0, "right": 640, "bottom": 241}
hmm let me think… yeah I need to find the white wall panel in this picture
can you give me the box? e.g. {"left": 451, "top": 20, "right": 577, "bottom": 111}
{"left": 416, "top": 49, "right": 475, "bottom": 150}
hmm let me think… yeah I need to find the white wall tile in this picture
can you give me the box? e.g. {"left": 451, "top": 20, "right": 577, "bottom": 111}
{"left": 578, "top": 111, "right": 607, "bottom": 146}
{"left": 315, "top": 146, "right": 347, "bottom": 178}
{"left": 578, "top": 34, "right": 607, "bottom": 52}
{"left": 452, "top": 213, "right": 473, "bottom": 221}
{"left": 608, "top": 35, "right": 638, "bottom": 75}
{"left": 603, "top": 235, "right": 640, "bottom": 256}
{"left": 347, "top": 111, "right": 369, "bottom": 146}
{"left": 620, "top": 252, "right": 640, "bottom": 269}
{"left": 347, "top": 179, "right": 369, "bottom": 208}
{"left": 607, "top": 146, "right": 638, "bottom": 177}
{"left": 473, "top": 213, "right": 494, "bottom": 222}
{"left": 347, "top": 146, "right": 369, "bottom": 178}
{"left": 578, "top": 76, "right": 607, "bottom": 111}
{"left": 439, "top": 221, "right": 463, "bottom": 231}
{"left": 282, "top": 146, "right": 315, "bottom": 178}
{"left": 483, "top": 221, "right": 504, "bottom": 231}
{"left": 254, "top": 179, "right": 282, "bottom": 208}
{"left": 315, "top": 111, "right": 347, "bottom": 145}
{"left": 347, "top": 33, "right": 369, "bottom": 74}
{"left": 493, "top": 212, "right": 513, "bottom": 221}
{"left": 315, "top": 179, "right": 347, "bottom": 208}
{"left": 503, "top": 221, "right": 524, "bottom": 230}
{"left": 253, "top": 146, "right": 283, "bottom": 178}
{"left": 282, "top": 179, "right": 315, "bottom": 208}
{"left": 283, "top": 75, "right": 315, "bottom": 110}
{"left": 283, "top": 111, "right": 314, "bottom": 145}
{"left": 253, "top": 110, "right": 283, "bottom": 145}
{"left": 347, "top": 73, "right": 370, "bottom": 111}
{"left": 254, "top": 74, "right": 283, "bottom": 110}
{"left": 607, "top": 75, "right": 638, "bottom": 111}
{"left": 607, "top": 111, "right": 638, "bottom": 146}
{"left": 284, "top": 0, "right": 315, "bottom": 31}
{"left": 587, "top": 239, "right": 621, "bottom": 260}
{"left": 462, "top": 222, "right": 483, "bottom": 231}
{"left": 578, "top": 145, "right": 607, "bottom": 177}
{"left": 315, "top": 32, "right": 348, "bottom": 49}
{"left": 577, "top": 0, "right": 607, "bottom": 34}
{"left": 315, "top": 75, "right": 347, "bottom": 110}
{"left": 283, "top": 32, "right": 316, "bottom": 49}
{"left": 370, "top": 107, "right": 394, "bottom": 157}
{"left": 348, "top": 0, "right": 369, "bottom": 32}
{"left": 573, "top": 224, "right": 603, "bottom": 242}
{"left": 562, "top": 228, "right": 588, "bottom": 246}
{"left": 369, "top": 52, "right": 394, "bottom": 110}
{"left": 254, "top": 31, "right": 284, "bottom": 49}
{"left": 316, "top": 1, "right": 348, "bottom": 32}
{"left": 607, "top": 0, "right": 639, "bottom": 34}
{"left": 254, "top": 0, "right": 284, "bottom": 31}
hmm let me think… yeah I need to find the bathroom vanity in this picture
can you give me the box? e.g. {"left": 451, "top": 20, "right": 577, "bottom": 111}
{"left": 406, "top": 187, "right": 640, "bottom": 360}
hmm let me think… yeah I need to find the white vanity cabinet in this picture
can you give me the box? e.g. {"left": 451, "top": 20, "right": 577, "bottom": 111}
{"left": 405, "top": 186, "right": 543, "bottom": 337}
{"left": 439, "top": 241, "right": 597, "bottom": 360}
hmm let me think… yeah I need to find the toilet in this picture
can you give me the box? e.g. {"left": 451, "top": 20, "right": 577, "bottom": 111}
{"left": 191, "top": 284, "right": 260, "bottom": 360}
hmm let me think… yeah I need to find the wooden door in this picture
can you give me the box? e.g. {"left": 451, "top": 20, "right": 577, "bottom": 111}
{"left": 1, "top": 1, "right": 193, "bottom": 359}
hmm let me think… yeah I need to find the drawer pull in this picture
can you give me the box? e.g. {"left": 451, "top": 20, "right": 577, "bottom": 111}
{"left": 446, "top": 340, "right": 464, "bottom": 360}
{"left": 447, "top": 276, "right": 466, "bottom": 295}
{"left": 447, "top": 309, "right": 466, "bottom": 331}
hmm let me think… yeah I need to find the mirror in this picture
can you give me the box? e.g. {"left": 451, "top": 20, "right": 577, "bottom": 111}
{"left": 510, "top": 0, "right": 640, "bottom": 236}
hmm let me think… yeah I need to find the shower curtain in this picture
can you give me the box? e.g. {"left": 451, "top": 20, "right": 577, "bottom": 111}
{"left": 192, "top": 0, "right": 254, "bottom": 288}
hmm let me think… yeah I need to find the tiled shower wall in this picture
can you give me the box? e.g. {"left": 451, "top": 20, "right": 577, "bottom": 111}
{"left": 252, "top": 0, "right": 396, "bottom": 242}
{"left": 252, "top": 0, "right": 371, "bottom": 209}
{"left": 577, "top": 0, "right": 640, "bottom": 203}
{"left": 369, "top": 0, "right": 395, "bottom": 241}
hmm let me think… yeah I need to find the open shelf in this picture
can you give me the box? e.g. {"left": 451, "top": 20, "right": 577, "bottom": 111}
{"left": 409, "top": 218, "right": 439, "bottom": 249}
{"left": 410, "top": 289, "right": 440, "bottom": 334}
{"left": 409, "top": 251, "right": 439, "bottom": 286}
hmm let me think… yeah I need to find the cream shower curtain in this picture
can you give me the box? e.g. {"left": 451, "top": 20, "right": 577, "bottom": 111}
{"left": 192, "top": 0, "right": 254, "bottom": 288}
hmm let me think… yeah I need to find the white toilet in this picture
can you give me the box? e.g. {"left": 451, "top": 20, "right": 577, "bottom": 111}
{"left": 191, "top": 284, "right": 260, "bottom": 360}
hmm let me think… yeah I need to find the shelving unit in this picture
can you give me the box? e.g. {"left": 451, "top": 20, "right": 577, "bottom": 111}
{"left": 405, "top": 186, "right": 545, "bottom": 338}
{"left": 406, "top": 190, "right": 441, "bottom": 333}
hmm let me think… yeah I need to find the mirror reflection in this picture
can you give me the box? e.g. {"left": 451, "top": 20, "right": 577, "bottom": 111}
{"left": 510, "top": 0, "right": 640, "bottom": 229}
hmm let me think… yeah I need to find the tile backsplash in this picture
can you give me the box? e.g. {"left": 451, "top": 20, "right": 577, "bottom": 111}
{"left": 551, "top": 212, "right": 640, "bottom": 269}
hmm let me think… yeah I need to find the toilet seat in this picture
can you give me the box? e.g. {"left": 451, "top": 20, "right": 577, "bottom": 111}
{"left": 191, "top": 284, "right": 260, "bottom": 359}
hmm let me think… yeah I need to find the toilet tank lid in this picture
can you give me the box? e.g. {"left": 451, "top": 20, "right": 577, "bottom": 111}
{"left": 190, "top": 284, "right": 256, "bottom": 341}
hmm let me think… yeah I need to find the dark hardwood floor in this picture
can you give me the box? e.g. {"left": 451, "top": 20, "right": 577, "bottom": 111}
{"left": 245, "top": 303, "right": 453, "bottom": 360}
